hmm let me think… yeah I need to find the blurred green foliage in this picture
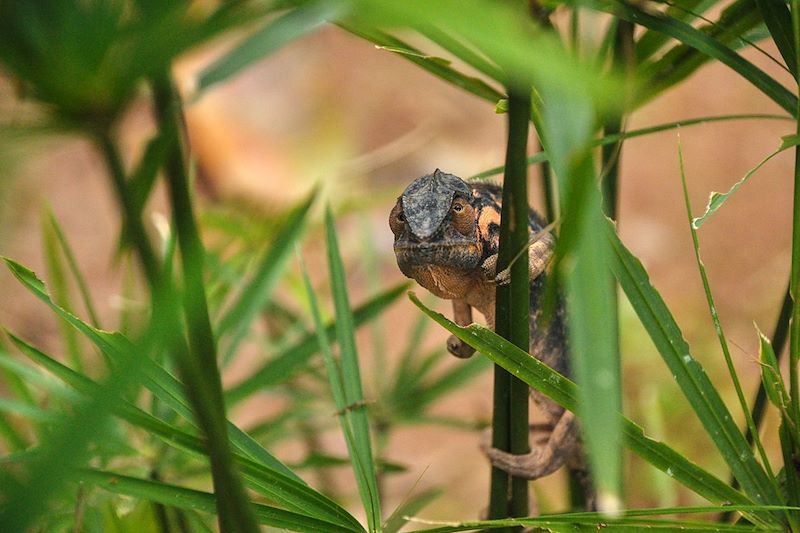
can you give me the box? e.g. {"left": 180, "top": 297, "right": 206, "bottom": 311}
{"left": 0, "top": 0, "right": 799, "bottom": 531}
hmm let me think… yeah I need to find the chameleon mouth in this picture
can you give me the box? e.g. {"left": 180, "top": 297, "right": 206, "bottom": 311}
{"left": 401, "top": 263, "right": 474, "bottom": 299}
{"left": 393, "top": 242, "right": 481, "bottom": 277}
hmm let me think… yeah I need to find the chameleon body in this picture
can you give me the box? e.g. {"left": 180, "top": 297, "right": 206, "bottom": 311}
{"left": 390, "top": 169, "right": 591, "bottom": 501}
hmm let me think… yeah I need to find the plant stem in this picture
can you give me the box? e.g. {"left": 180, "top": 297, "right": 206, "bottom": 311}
{"left": 787, "top": 3, "right": 800, "bottom": 529}
{"left": 150, "top": 72, "right": 259, "bottom": 533}
{"left": 488, "top": 90, "right": 532, "bottom": 526}
{"left": 96, "top": 132, "right": 161, "bottom": 291}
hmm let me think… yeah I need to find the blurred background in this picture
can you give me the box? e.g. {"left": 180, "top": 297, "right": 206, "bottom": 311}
{"left": 0, "top": 16, "right": 794, "bottom": 520}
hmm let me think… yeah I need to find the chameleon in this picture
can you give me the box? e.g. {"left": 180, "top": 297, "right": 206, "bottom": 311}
{"left": 389, "top": 169, "right": 592, "bottom": 504}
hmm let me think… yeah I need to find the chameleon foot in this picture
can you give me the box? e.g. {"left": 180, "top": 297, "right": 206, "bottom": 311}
{"left": 447, "top": 335, "right": 476, "bottom": 358}
{"left": 479, "top": 413, "right": 579, "bottom": 480}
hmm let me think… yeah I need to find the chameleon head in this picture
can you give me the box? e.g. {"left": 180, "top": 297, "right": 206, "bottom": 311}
{"left": 389, "top": 169, "right": 483, "bottom": 299}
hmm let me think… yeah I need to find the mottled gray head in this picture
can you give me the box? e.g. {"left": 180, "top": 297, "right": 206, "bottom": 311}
{"left": 389, "top": 170, "right": 481, "bottom": 291}
{"left": 399, "top": 169, "right": 472, "bottom": 240}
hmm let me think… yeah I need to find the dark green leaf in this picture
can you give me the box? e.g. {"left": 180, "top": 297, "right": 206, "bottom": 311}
{"left": 198, "top": 1, "right": 346, "bottom": 93}
{"left": 338, "top": 22, "right": 505, "bottom": 103}
{"left": 9, "top": 333, "right": 364, "bottom": 532}
{"left": 757, "top": 328, "right": 789, "bottom": 411}
{"left": 409, "top": 293, "right": 760, "bottom": 514}
{"left": 606, "top": 222, "right": 783, "bottom": 517}
{"left": 226, "top": 282, "right": 409, "bottom": 404}
{"left": 216, "top": 189, "right": 316, "bottom": 362}
{"left": 584, "top": 0, "right": 797, "bottom": 115}
{"left": 324, "top": 206, "right": 381, "bottom": 530}
{"left": 753, "top": 0, "right": 796, "bottom": 78}
{"left": 80, "top": 469, "right": 357, "bottom": 533}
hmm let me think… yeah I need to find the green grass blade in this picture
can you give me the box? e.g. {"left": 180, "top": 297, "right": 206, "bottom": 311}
{"left": 584, "top": 0, "right": 797, "bottom": 115}
{"left": 1, "top": 256, "right": 305, "bottom": 484}
{"left": 0, "top": 397, "right": 53, "bottom": 422}
{"left": 9, "top": 333, "right": 364, "bottom": 531}
{"left": 79, "top": 469, "right": 358, "bottom": 533}
{"left": 693, "top": 135, "right": 800, "bottom": 229}
{"left": 757, "top": 329, "right": 791, "bottom": 412}
{"left": 226, "top": 282, "right": 408, "bottom": 404}
{"left": 42, "top": 209, "right": 88, "bottom": 372}
{"left": 636, "top": 0, "right": 768, "bottom": 88}
{"left": 198, "top": 1, "right": 345, "bottom": 93}
{"left": 754, "top": 0, "right": 797, "bottom": 78}
{"left": 300, "top": 258, "right": 347, "bottom": 410}
{"left": 0, "top": 348, "right": 39, "bottom": 405}
{"left": 409, "top": 356, "right": 489, "bottom": 415}
{"left": 635, "top": 0, "right": 718, "bottom": 61}
{"left": 337, "top": 22, "right": 504, "bottom": 104}
{"left": 562, "top": 193, "right": 622, "bottom": 512}
{"left": 605, "top": 222, "right": 784, "bottom": 514}
{"left": 470, "top": 114, "right": 792, "bottom": 181}
{"left": 324, "top": 206, "right": 381, "bottom": 531}
{"left": 43, "top": 207, "right": 102, "bottom": 329}
{"left": 416, "top": 25, "right": 504, "bottom": 82}
{"left": 678, "top": 143, "right": 779, "bottom": 491}
{"left": 383, "top": 488, "right": 442, "bottom": 533}
{"left": 401, "top": 505, "right": 791, "bottom": 532}
{"left": 216, "top": 189, "right": 316, "bottom": 363}
{"left": 348, "top": 0, "right": 623, "bottom": 109}
{"left": 301, "top": 255, "right": 379, "bottom": 531}
{"left": 0, "top": 258, "right": 151, "bottom": 531}
{"left": 408, "top": 293, "right": 762, "bottom": 515}
{"left": 0, "top": 346, "right": 141, "bottom": 530}
{"left": 127, "top": 131, "right": 171, "bottom": 233}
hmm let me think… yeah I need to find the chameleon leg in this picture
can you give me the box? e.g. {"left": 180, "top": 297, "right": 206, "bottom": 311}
{"left": 481, "top": 410, "right": 579, "bottom": 479}
{"left": 485, "top": 232, "right": 555, "bottom": 285}
{"left": 447, "top": 300, "right": 476, "bottom": 358}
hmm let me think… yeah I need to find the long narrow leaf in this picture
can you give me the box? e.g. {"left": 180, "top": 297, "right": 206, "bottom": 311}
{"left": 1, "top": 257, "right": 305, "bottom": 484}
{"left": 79, "top": 469, "right": 355, "bottom": 533}
{"left": 402, "top": 506, "right": 791, "bottom": 532}
{"left": 226, "top": 282, "right": 408, "bottom": 404}
{"left": 605, "top": 222, "right": 783, "bottom": 515}
{"left": 324, "top": 206, "right": 381, "bottom": 530}
{"left": 9, "top": 333, "right": 364, "bottom": 532}
{"left": 678, "top": 143, "right": 779, "bottom": 498}
{"left": 754, "top": 0, "right": 796, "bottom": 78}
{"left": 0, "top": 259, "right": 150, "bottom": 531}
{"left": 338, "top": 21, "right": 505, "bottom": 103}
{"left": 408, "top": 293, "right": 761, "bottom": 516}
{"left": 693, "top": 135, "right": 800, "bottom": 228}
{"left": 635, "top": 0, "right": 718, "bottom": 61}
{"left": 216, "top": 189, "right": 316, "bottom": 362}
{"left": 470, "top": 114, "right": 792, "bottom": 180}
{"left": 198, "top": 1, "right": 346, "bottom": 93}
{"left": 584, "top": 0, "right": 797, "bottom": 115}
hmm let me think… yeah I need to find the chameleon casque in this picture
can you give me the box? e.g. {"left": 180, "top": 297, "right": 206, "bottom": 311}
{"left": 390, "top": 169, "right": 591, "bottom": 501}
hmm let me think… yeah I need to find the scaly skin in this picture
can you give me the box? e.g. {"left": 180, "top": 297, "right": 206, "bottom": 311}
{"left": 390, "top": 169, "right": 593, "bottom": 507}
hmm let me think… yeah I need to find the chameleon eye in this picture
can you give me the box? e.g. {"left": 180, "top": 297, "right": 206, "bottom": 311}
{"left": 389, "top": 201, "right": 406, "bottom": 235}
{"left": 450, "top": 201, "right": 474, "bottom": 236}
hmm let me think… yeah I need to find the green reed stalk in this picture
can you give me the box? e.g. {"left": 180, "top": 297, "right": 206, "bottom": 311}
{"left": 488, "top": 90, "right": 532, "bottom": 527}
{"left": 150, "top": 72, "right": 259, "bottom": 533}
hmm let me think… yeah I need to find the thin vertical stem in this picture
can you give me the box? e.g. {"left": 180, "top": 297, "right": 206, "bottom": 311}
{"left": 96, "top": 132, "right": 161, "bottom": 292}
{"left": 791, "top": 0, "right": 800, "bottom": 461}
{"left": 150, "top": 72, "right": 259, "bottom": 533}
{"left": 488, "top": 90, "right": 532, "bottom": 526}
{"left": 785, "top": 3, "right": 800, "bottom": 530}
